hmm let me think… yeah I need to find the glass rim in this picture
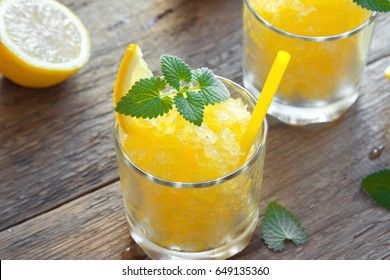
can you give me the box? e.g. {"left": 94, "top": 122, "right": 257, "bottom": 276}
{"left": 244, "top": 0, "right": 378, "bottom": 42}
{"left": 113, "top": 76, "right": 268, "bottom": 189}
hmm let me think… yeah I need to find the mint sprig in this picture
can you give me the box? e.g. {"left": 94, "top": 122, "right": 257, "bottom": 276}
{"left": 353, "top": 0, "right": 390, "bottom": 12}
{"left": 362, "top": 169, "right": 390, "bottom": 210}
{"left": 261, "top": 201, "right": 308, "bottom": 252}
{"left": 115, "top": 55, "right": 229, "bottom": 126}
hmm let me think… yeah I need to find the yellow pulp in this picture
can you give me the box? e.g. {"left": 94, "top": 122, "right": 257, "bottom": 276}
{"left": 251, "top": 0, "right": 371, "bottom": 36}
{"left": 244, "top": 0, "right": 372, "bottom": 101}
{"left": 122, "top": 98, "right": 251, "bottom": 182}
{"left": 120, "top": 99, "right": 264, "bottom": 251}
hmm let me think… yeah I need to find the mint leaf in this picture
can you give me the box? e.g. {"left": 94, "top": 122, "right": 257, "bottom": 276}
{"left": 115, "top": 54, "right": 230, "bottom": 126}
{"left": 173, "top": 91, "right": 205, "bottom": 126}
{"left": 161, "top": 55, "right": 192, "bottom": 90}
{"left": 262, "top": 201, "right": 308, "bottom": 252}
{"left": 362, "top": 169, "right": 390, "bottom": 209}
{"left": 192, "top": 67, "right": 230, "bottom": 105}
{"left": 115, "top": 77, "right": 173, "bottom": 118}
{"left": 353, "top": 0, "right": 390, "bottom": 12}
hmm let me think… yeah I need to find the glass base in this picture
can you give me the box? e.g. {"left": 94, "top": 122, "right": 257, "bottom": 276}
{"left": 126, "top": 215, "right": 258, "bottom": 260}
{"left": 268, "top": 93, "right": 358, "bottom": 125}
{"left": 243, "top": 78, "right": 359, "bottom": 126}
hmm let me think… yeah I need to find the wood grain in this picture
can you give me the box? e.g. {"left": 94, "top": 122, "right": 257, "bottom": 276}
{"left": 0, "top": 0, "right": 389, "bottom": 259}
{"left": 0, "top": 182, "right": 134, "bottom": 260}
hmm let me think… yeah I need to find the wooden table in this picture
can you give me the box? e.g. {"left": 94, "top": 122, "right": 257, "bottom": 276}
{"left": 0, "top": 0, "right": 389, "bottom": 260}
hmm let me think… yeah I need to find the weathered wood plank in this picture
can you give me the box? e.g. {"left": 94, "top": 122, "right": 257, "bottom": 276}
{"left": 0, "top": 182, "right": 132, "bottom": 260}
{"left": 236, "top": 206, "right": 390, "bottom": 260}
{"left": 368, "top": 14, "right": 390, "bottom": 64}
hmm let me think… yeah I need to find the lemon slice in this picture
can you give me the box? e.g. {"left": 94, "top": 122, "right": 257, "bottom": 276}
{"left": 385, "top": 65, "right": 390, "bottom": 80}
{"left": 0, "top": 0, "right": 91, "bottom": 88}
{"left": 114, "top": 44, "right": 153, "bottom": 134}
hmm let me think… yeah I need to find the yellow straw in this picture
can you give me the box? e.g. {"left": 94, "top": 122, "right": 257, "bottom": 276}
{"left": 240, "top": 51, "right": 291, "bottom": 161}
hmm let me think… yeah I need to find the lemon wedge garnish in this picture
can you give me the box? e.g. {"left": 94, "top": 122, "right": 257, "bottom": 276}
{"left": 113, "top": 44, "right": 152, "bottom": 134}
{"left": 0, "top": 0, "right": 91, "bottom": 88}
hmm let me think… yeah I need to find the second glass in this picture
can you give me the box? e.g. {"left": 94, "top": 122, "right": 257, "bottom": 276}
{"left": 243, "top": 0, "right": 377, "bottom": 125}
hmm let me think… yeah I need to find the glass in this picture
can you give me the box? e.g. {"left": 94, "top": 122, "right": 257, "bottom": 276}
{"left": 113, "top": 77, "right": 267, "bottom": 260}
{"left": 243, "top": 0, "right": 377, "bottom": 125}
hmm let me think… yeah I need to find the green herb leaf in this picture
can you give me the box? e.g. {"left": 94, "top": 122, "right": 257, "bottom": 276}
{"left": 115, "top": 55, "right": 229, "bottom": 126}
{"left": 362, "top": 169, "right": 390, "bottom": 210}
{"left": 192, "top": 67, "right": 230, "bottom": 105}
{"left": 262, "top": 201, "right": 308, "bottom": 252}
{"left": 115, "top": 77, "right": 173, "bottom": 119}
{"left": 160, "top": 55, "right": 192, "bottom": 90}
{"left": 353, "top": 0, "right": 390, "bottom": 12}
{"left": 173, "top": 91, "right": 205, "bottom": 126}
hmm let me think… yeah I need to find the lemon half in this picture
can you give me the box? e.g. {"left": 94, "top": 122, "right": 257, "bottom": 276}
{"left": 0, "top": 0, "right": 91, "bottom": 88}
{"left": 113, "top": 44, "right": 152, "bottom": 134}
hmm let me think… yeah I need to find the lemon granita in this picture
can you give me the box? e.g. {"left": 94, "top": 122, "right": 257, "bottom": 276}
{"left": 122, "top": 98, "right": 251, "bottom": 182}
{"left": 118, "top": 96, "right": 263, "bottom": 253}
{"left": 113, "top": 45, "right": 266, "bottom": 259}
{"left": 251, "top": 0, "right": 371, "bottom": 36}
